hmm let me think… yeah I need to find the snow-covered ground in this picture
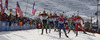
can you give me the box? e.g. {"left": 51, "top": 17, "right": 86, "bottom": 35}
{"left": 0, "top": 29, "right": 100, "bottom": 40}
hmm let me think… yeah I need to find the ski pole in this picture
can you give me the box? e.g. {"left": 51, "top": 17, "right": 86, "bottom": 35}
{"left": 38, "top": 28, "right": 39, "bottom": 34}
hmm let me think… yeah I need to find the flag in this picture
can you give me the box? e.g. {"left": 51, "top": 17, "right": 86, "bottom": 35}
{"left": 32, "top": 9, "right": 36, "bottom": 15}
{"left": 9, "top": 9, "right": 12, "bottom": 14}
{"left": 0, "top": 0, "right": 3, "bottom": 14}
{"left": 32, "top": 1, "right": 36, "bottom": 15}
{"left": 5, "top": 0, "right": 8, "bottom": 10}
{"left": 3, "top": 9, "right": 5, "bottom": 13}
{"left": 16, "top": 2, "right": 23, "bottom": 18}
{"left": 16, "top": 7, "right": 17, "bottom": 14}
{"left": 0, "top": 0, "right": 2, "bottom": 7}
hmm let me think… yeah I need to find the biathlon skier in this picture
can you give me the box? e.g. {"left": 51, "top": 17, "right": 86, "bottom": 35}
{"left": 75, "top": 15, "right": 87, "bottom": 36}
{"left": 68, "top": 15, "right": 76, "bottom": 34}
{"left": 40, "top": 11, "right": 49, "bottom": 35}
{"left": 48, "top": 13, "right": 54, "bottom": 33}
{"left": 53, "top": 13, "right": 59, "bottom": 31}
{"left": 58, "top": 14, "right": 69, "bottom": 38}
{"left": 64, "top": 16, "right": 70, "bottom": 30}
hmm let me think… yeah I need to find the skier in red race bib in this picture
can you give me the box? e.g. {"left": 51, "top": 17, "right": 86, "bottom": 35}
{"left": 75, "top": 15, "right": 87, "bottom": 36}
{"left": 58, "top": 14, "right": 69, "bottom": 38}
{"left": 68, "top": 15, "right": 76, "bottom": 34}
{"left": 53, "top": 13, "right": 59, "bottom": 31}
{"left": 48, "top": 13, "right": 54, "bottom": 33}
{"left": 64, "top": 16, "right": 70, "bottom": 30}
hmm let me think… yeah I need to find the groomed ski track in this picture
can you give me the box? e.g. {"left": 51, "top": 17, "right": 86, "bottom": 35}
{"left": 0, "top": 29, "right": 100, "bottom": 40}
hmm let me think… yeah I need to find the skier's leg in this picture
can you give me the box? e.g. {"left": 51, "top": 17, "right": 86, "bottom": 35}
{"left": 72, "top": 23, "right": 76, "bottom": 33}
{"left": 45, "top": 25, "right": 48, "bottom": 34}
{"left": 59, "top": 28, "right": 61, "bottom": 38}
{"left": 76, "top": 23, "right": 78, "bottom": 36}
{"left": 72, "top": 26, "right": 76, "bottom": 33}
{"left": 76, "top": 23, "right": 79, "bottom": 32}
{"left": 46, "top": 29, "right": 48, "bottom": 34}
{"left": 57, "top": 24, "right": 60, "bottom": 32}
{"left": 56, "top": 24, "right": 59, "bottom": 32}
{"left": 54, "top": 24, "right": 56, "bottom": 31}
{"left": 49, "top": 24, "right": 51, "bottom": 33}
{"left": 41, "top": 25, "right": 44, "bottom": 35}
{"left": 79, "top": 23, "right": 84, "bottom": 31}
{"left": 68, "top": 25, "right": 71, "bottom": 33}
{"left": 66, "top": 25, "right": 69, "bottom": 32}
{"left": 63, "top": 25, "right": 66, "bottom": 34}
{"left": 79, "top": 23, "right": 87, "bottom": 34}
{"left": 58, "top": 24, "right": 61, "bottom": 38}
{"left": 63, "top": 25, "right": 69, "bottom": 38}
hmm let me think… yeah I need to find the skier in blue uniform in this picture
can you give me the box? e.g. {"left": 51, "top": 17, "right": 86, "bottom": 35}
{"left": 58, "top": 14, "right": 69, "bottom": 38}
{"left": 53, "top": 13, "right": 59, "bottom": 31}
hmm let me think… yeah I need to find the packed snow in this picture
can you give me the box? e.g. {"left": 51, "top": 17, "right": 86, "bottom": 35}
{"left": 0, "top": 29, "right": 100, "bottom": 40}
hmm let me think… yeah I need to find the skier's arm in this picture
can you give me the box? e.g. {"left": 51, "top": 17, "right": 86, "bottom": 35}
{"left": 57, "top": 17, "right": 60, "bottom": 21}
{"left": 64, "top": 18, "right": 66, "bottom": 24}
{"left": 46, "top": 16, "right": 48, "bottom": 19}
{"left": 80, "top": 17, "right": 84, "bottom": 23}
{"left": 68, "top": 19, "right": 70, "bottom": 26}
{"left": 47, "top": 18, "right": 49, "bottom": 25}
{"left": 40, "top": 16, "right": 43, "bottom": 22}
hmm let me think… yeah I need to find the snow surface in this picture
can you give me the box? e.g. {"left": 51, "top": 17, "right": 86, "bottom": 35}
{"left": 0, "top": 29, "right": 100, "bottom": 40}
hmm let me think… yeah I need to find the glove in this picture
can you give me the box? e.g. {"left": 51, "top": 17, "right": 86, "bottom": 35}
{"left": 83, "top": 23, "right": 84, "bottom": 24}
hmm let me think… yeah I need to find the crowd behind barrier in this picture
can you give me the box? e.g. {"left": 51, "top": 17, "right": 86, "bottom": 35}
{"left": 0, "top": 21, "right": 36, "bottom": 32}
{"left": 0, "top": 13, "right": 37, "bottom": 32}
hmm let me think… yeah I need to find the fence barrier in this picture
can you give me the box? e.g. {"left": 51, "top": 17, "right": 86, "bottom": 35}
{"left": 0, "top": 21, "right": 36, "bottom": 32}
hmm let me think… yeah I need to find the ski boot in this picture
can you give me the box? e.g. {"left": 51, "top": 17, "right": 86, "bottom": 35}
{"left": 41, "top": 33, "right": 43, "bottom": 35}
{"left": 83, "top": 31, "right": 87, "bottom": 34}
{"left": 41, "top": 29, "right": 44, "bottom": 35}
{"left": 46, "top": 29, "right": 48, "bottom": 34}
{"left": 76, "top": 32, "right": 78, "bottom": 36}
{"left": 65, "top": 34, "right": 69, "bottom": 38}
{"left": 49, "top": 30, "right": 51, "bottom": 33}
{"left": 54, "top": 29, "right": 56, "bottom": 32}
{"left": 59, "top": 33, "right": 61, "bottom": 38}
{"left": 68, "top": 30, "right": 70, "bottom": 34}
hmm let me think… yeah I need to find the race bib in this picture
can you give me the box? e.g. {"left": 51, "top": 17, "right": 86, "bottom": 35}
{"left": 59, "top": 21, "right": 64, "bottom": 23}
{"left": 76, "top": 20, "right": 81, "bottom": 23}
